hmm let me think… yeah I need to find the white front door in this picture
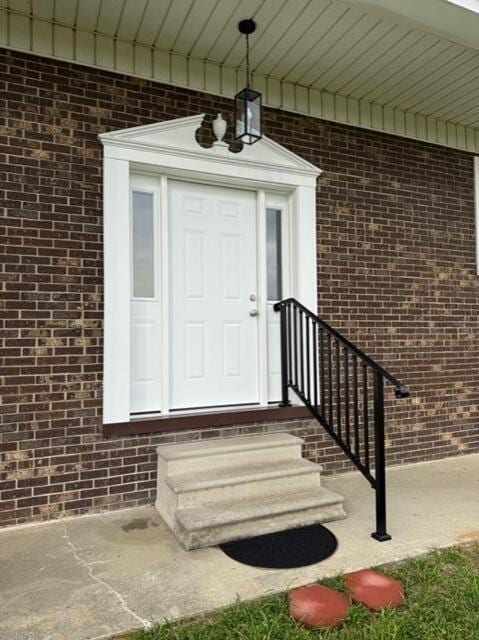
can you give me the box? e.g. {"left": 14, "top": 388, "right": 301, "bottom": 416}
{"left": 169, "top": 180, "right": 259, "bottom": 410}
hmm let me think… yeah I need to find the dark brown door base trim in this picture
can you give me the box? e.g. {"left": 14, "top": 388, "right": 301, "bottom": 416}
{"left": 103, "top": 405, "right": 311, "bottom": 437}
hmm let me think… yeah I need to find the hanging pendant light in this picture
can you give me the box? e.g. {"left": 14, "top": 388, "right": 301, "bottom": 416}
{"left": 235, "top": 19, "right": 262, "bottom": 145}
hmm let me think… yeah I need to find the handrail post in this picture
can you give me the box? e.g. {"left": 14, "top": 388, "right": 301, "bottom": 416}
{"left": 278, "top": 303, "right": 291, "bottom": 407}
{"left": 371, "top": 370, "right": 391, "bottom": 541}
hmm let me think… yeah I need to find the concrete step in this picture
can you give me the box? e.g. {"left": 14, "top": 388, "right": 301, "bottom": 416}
{"left": 167, "top": 459, "right": 322, "bottom": 508}
{"left": 158, "top": 433, "right": 303, "bottom": 475}
{"left": 174, "top": 486, "right": 346, "bottom": 549}
{"left": 155, "top": 433, "right": 347, "bottom": 550}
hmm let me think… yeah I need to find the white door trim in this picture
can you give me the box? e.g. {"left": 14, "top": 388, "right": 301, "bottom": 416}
{"left": 256, "top": 189, "right": 268, "bottom": 407}
{"left": 159, "top": 175, "right": 170, "bottom": 414}
{"left": 100, "top": 114, "right": 321, "bottom": 424}
{"left": 265, "top": 191, "right": 292, "bottom": 402}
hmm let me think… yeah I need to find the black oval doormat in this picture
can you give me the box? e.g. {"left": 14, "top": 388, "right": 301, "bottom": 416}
{"left": 220, "top": 523, "right": 338, "bottom": 569}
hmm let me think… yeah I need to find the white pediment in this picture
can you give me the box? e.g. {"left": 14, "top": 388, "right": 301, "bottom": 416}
{"left": 99, "top": 113, "right": 321, "bottom": 177}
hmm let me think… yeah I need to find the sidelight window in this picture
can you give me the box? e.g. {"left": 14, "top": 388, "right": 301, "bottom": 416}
{"left": 131, "top": 191, "right": 155, "bottom": 298}
{"left": 266, "top": 207, "right": 283, "bottom": 302}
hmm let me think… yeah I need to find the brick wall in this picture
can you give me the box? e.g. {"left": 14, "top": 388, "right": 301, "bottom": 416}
{"left": 1, "top": 48, "right": 478, "bottom": 527}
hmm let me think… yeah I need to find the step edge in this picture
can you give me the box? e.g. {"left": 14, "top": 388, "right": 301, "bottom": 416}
{"left": 166, "top": 459, "right": 322, "bottom": 493}
{"left": 176, "top": 488, "right": 345, "bottom": 531}
{"left": 157, "top": 434, "right": 304, "bottom": 460}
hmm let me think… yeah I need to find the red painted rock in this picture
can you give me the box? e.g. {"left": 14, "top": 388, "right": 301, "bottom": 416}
{"left": 288, "top": 583, "right": 349, "bottom": 628}
{"left": 345, "top": 568, "right": 406, "bottom": 611}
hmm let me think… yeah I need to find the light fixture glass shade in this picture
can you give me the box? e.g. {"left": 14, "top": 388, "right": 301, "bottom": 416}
{"left": 235, "top": 87, "right": 262, "bottom": 144}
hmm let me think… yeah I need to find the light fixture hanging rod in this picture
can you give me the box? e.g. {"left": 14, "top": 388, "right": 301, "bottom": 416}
{"left": 238, "top": 19, "right": 256, "bottom": 89}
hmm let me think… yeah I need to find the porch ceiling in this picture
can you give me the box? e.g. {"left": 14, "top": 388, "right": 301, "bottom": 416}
{"left": 1, "top": 0, "right": 479, "bottom": 152}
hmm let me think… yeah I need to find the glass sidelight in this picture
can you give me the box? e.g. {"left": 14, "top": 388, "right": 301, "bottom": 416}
{"left": 131, "top": 191, "right": 155, "bottom": 299}
{"left": 266, "top": 207, "right": 283, "bottom": 302}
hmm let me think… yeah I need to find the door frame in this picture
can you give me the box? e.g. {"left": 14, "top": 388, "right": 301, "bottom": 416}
{"left": 129, "top": 174, "right": 292, "bottom": 415}
{"left": 100, "top": 113, "right": 321, "bottom": 424}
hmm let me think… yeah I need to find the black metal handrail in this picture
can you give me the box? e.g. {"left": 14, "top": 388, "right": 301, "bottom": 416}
{"left": 274, "top": 297, "right": 410, "bottom": 541}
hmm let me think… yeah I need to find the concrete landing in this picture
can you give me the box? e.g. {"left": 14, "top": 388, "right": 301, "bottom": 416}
{"left": 1, "top": 453, "right": 478, "bottom": 640}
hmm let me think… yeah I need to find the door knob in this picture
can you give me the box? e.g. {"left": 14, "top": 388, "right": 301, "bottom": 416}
{"left": 249, "top": 309, "right": 259, "bottom": 317}
{"left": 249, "top": 294, "right": 256, "bottom": 301}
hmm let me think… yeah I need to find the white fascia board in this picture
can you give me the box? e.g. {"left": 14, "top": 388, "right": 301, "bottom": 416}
{"left": 347, "top": 0, "right": 479, "bottom": 51}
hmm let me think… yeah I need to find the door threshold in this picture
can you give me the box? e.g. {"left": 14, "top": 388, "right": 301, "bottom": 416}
{"left": 103, "top": 405, "right": 311, "bottom": 438}
{"left": 131, "top": 403, "right": 262, "bottom": 419}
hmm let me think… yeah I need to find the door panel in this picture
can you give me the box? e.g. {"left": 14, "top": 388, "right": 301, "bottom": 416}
{"left": 130, "top": 300, "right": 162, "bottom": 412}
{"left": 184, "top": 229, "right": 205, "bottom": 298}
{"left": 223, "top": 323, "right": 241, "bottom": 377}
{"left": 267, "top": 306, "right": 282, "bottom": 400}
{"left": 185, "top": 322, "right": 205, "bottom": 379}
{"left": 169, "top": 180, "right": 258, "bottom": 409}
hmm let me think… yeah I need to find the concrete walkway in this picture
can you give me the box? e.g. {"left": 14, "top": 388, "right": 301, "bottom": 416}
{"left": 1, "top": 454, "right": 478, "bottom": 640}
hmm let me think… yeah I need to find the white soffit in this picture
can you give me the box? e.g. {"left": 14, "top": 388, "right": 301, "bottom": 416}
{"left": 1, "top": 0, "right": 479, "bottom": 153}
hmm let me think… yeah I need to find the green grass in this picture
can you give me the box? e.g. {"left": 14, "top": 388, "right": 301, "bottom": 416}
{"left": 119, "top": 544, "right": 479, "bottom": 640}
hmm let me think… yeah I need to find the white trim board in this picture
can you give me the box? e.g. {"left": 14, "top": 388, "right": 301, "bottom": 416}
{"left": 100, "top": 114, "right": 320, "bottom": 424}
{"left": 1, "top": 6, "right": 478, "bottom": 155}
